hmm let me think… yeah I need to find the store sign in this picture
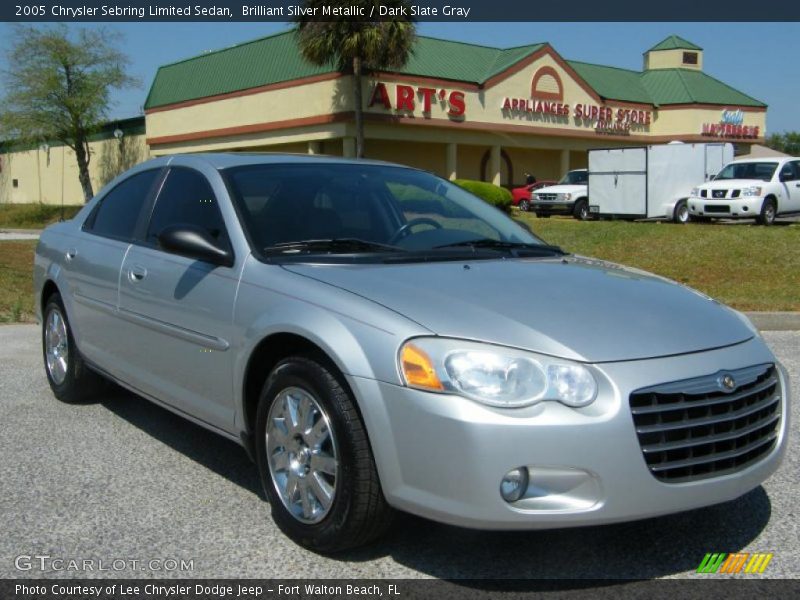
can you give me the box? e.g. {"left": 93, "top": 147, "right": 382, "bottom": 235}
{"left": 701, "top": 108, "right": 759, "bottom": 139}
{"left": 502, "top": 97, "right": 651, "bottom": 134}
{"left": 369, "top": 82, "right": 466, "bottom": 118}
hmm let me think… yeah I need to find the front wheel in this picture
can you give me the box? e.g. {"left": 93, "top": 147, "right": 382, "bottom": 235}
{"left": 757, "top": 198, "right": 776, "bottom": 226}
{"left": 673, "top": 200, "right": 690, "bottom": 224}
{"left": 519, "top": 199, "right": 530, "bottom": 212}
{"left": 573, "top": 199, "right": 590, "bottom": 221}
{"left": 256, "top": 356, "right": 393, "bottom": 553}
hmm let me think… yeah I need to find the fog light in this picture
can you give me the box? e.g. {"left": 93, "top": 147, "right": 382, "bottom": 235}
{"left": 500, "top": 467, "right": 529, "bottom": 503}
{"left": 743, "top": 206, "right": 749, "bottom": 211}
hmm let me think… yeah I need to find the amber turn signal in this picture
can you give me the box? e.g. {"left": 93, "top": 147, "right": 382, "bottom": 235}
{"left": 400, "top": 343, "right": 444, "bottom": 391}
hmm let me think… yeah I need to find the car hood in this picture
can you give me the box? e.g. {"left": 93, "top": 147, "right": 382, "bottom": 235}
{"left": 700, "top": 179, "right": 765, "bottom": 189}
{"left": 283, "top": 257, "right": 753, "bottom": 363}
{"left": 535, "top": 184, "right": 587, "bottom": 195}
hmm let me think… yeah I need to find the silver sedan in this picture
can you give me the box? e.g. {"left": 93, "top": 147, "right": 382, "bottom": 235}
{"left": 34, "top": 154, "right": 789, "bottom": 552}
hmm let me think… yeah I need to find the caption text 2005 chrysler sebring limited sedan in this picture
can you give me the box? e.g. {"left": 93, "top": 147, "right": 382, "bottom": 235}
{"left": 34, "top": 154, "right": 790, "bottom": 552}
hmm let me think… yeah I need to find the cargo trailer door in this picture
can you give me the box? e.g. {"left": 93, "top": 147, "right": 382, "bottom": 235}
{"left": 588, "top": 147, "right": 647, "bottom": 218}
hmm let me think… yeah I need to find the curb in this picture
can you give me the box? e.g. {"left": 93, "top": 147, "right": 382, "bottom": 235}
{"left": 745, "top": 312, "right": 800, "bottom": 332}
{"left": 0, "top": 228, "right": 43, "bottom": 235}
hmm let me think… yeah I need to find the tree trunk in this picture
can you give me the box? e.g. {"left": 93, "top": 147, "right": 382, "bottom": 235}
{"left": 73, "top": 134, "right": 94, "bottom": 202}
{"left": 352, "top": 55, "right": 364, "bottom": 159}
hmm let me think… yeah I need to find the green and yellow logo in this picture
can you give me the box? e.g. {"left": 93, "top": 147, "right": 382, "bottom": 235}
{"left": 697, "top": 552, "right": 773, "bottom": 574}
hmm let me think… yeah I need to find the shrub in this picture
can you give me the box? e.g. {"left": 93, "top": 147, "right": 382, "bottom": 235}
{"left": 453, "top": 179, "right": 513, "bottom": 213}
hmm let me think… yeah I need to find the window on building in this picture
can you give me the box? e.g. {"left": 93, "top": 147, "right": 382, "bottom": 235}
{"left": 683, "top": 52, "right": 698, "bottom": 65}
{"left": 12, "top": 179, "right": 19, "bottom": 188}
{"left": 86, "top": 169, "right": 161, "bottom": 241}
{"left": 146, "top": 167, "right": 230, "bottom": 250}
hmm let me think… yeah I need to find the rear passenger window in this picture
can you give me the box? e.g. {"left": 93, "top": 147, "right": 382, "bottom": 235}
{"left": 146, "top": 167, "right": 230, "bottom": 249}
{"left": 86, "top": 170, "right": 160, "bottom": 241}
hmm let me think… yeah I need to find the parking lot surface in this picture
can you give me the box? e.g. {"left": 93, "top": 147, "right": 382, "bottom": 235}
{"left": 0, "top": 324, "right": 797, "bottom": 580}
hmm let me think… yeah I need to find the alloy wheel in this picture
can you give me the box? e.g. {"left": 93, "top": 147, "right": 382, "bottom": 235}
{"left": 45, "top": 308, "right": 69, "bottom": 385}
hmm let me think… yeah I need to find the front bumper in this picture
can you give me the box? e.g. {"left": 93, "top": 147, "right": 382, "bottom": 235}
{"left": 531, "top": 201, "right": 574, "bottom": 215}
{"left": 688, "top": 196, "right": 765, "bottom": 218}
{"left": 347, "top": 336, "right": 789, "bottom": 530}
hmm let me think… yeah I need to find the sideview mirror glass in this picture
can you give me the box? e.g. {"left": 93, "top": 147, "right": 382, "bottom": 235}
{"left": 157, "top": 224, "right": 233, "bottom": 267}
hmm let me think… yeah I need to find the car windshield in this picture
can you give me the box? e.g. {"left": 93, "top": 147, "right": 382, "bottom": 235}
{"left": 558, "top": 170, "right": 587, "bottom": 185}
{"left": 224, "top": 163, "right": 552, "bottom": 262}
{"left": 714, "top": 162, "right": 778, "bottom": 182}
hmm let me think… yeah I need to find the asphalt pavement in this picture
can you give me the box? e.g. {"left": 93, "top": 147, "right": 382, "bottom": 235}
{"left": 0, "top": 324, "right": 797, "bottom": 580}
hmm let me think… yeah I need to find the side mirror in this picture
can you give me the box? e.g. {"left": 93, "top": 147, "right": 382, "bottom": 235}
{"left": 157, "top": 224, "right": 233, "bottom": 267}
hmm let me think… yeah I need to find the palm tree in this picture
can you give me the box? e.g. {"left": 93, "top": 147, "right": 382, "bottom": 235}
{"left": 296, "top": 1, "right": 416, "bottom": 158}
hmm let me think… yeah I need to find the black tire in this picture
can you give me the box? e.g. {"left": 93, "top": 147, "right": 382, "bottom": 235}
{"left": 535, "top": 213, "right": 550, "bottom": 219}
{"left": 757, "top": 198, "right": 777, "bottom": 226}
{"left": 255, "top": 356, "right": 393, "bottom": 553}
{"left": 42, "top": 293, "right": 104, "bottom": 403}
{"left": 519, "top": 199, "right": 530, "bottom": 212}
{"left": 673, "top": 200, "right": 690, "bottom": 224}
{"left": 573, "top": 199, "right": 590, "bottom": 221}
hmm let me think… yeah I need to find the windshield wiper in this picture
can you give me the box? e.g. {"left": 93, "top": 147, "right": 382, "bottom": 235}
{"left": 434, "top": 238, "right": 565, "bottom": 255}
{"left": 264, "top": 238, "right": 405, "bottom": 254}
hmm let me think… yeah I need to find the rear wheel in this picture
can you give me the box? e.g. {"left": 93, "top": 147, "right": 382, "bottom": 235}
{"left": 256, "top": 356, "right": 393, "bottom": 553}
{"left": 673, "top": 200, "right": 690, "bottom": 224}
{"left": 519, "top": 199, "right": 530, "bottom": 212}
{"left": 757, "top": 198, "right": 776, "bottom": 226}
{"left": 42, "top": 293, "right": 104, "bottom": 403}
{"left": 573, "top": 199, "right": 590, "bottom": 221}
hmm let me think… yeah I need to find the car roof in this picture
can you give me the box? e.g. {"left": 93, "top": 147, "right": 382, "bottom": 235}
{"left": 140, "top": 152, "right": 407, "bottom": 171}
{"left": 729, "top": 157, "right": 794, "bottom": 164}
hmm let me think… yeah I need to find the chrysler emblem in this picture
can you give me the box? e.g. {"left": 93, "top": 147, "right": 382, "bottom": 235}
{"left": 720, "top": 374, "right": 736, "bottom": 392}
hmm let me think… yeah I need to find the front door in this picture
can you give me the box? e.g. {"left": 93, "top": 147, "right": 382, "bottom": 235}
{"left": 117, "top": 167, "right": 239, "bottom": 432}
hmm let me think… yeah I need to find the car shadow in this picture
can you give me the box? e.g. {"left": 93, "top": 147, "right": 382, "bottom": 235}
{"left": 99, "top": 384, "right": 262, "bottom": 497}
{"left": 99, "top": 384, "right": 771, "bottom": 582}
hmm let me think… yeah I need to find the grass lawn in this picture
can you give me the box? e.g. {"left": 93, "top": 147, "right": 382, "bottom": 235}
{"left": 515, "top": 212, "right": 800, "bottom": 312}
{"left": 0, "top": 240, "right": 37, "bottom": 323}
{"left": 0, "top": 203, "right": 82, "bottom": 229}
{"left": 1, "top": 216, "right": 798, "bottom": 323}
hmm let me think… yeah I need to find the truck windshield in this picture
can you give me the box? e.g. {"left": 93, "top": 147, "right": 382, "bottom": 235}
{"left": 558, "top": 170, "right": 588, "bottom": 185}
{"left": 224, "top": 163, "right": 547, "bottom": 259}
{"left": 714, "top": 162, "right": 778, "bottom": 182}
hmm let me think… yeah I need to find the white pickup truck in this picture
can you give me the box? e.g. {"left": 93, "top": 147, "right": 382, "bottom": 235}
{"left": 688, "top": 157, "right": 800, "bottom": 225}
{"left": 530, "top": 169, "right": 590, "bottom": 220}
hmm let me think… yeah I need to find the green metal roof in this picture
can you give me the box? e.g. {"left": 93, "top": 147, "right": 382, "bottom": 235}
{"left": 144, "top": 30, "right": 764, "bottom": 110}
{"left": 648, "top": 35, "right": 703, "bottom": 52}
{"left": 641, "top": 69, "right": 765, "bottom": 107}
{"left": 567, "top": 61, "right": 653, "bottom": 104}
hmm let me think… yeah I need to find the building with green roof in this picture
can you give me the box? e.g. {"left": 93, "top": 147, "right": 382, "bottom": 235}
{"left": 1, "top": 32, "right": 768, "bottom": 206}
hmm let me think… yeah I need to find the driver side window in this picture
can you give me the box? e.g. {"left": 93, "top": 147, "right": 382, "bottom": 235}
{"left": 146, "top": 167, "right": 231, "bottom": 251}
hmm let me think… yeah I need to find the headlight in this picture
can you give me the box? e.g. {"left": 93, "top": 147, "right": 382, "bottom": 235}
{"left": 399, "top": 338, "right": 598, "bottom": 408}
{"left": 690, "top": 187, "right": 699, "bottom": 197}
{"left": 533, "top": 193, "right": 541, "bottom": 200}
{"left": 558, "top": 193, "right": 572, "bottom": 201}
{"left": 742, "top": 186, "right": 763, "bottom": 197}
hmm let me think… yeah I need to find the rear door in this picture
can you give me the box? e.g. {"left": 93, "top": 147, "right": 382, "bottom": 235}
{"left": 69, "top": 169, "right": 163, "bottom": 376}
{"left": 588, "top": 148, "right": 647, "bottom": 217}
{"left": 117, "top": 166, "right": 240, "bottom": 432}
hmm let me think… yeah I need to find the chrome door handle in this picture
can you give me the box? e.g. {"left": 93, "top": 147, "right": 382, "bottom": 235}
{"left": 65, "top": 248, "right": 77, "bottom": 261}
{"left": 128, "top": 265, "right": 147, "bottom": 282}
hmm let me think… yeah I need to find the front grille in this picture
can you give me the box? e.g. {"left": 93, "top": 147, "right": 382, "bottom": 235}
{"left": 731, "top": 189, "right": 741, "bottom": 198}
{"left": 712, "top": 189, "right": 728, "bottom": 198}
{"left": 536, "top": 193, "right": 558, "bottom": 202}
{"left": 630, "top": 364, "right": 780, "bottom": 483}
{"left": 705, "top": 205, "right": 730, "bottom": 213}
{"left": 700, "top": 190, "right": 708, "bottom": 198}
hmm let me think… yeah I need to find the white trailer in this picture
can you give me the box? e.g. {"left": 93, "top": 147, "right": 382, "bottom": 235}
{"left": 587, "top": 142, "right": 734, "bottom": 223}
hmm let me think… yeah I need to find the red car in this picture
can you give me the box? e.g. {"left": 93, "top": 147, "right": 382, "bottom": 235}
{"left": 512, "top": 180, "right": 557, "bottom": 211}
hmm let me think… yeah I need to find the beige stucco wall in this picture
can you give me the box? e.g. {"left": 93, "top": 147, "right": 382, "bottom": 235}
{"left": 645, "top": 49, "right": 703, "bottom": 71}
{"left": 0, "top": 135, "right": 149, "bottom": 206}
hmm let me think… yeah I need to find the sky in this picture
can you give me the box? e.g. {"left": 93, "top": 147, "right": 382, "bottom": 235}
{"left": 1, "top": 21, "right": 798, "bottom": 133}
